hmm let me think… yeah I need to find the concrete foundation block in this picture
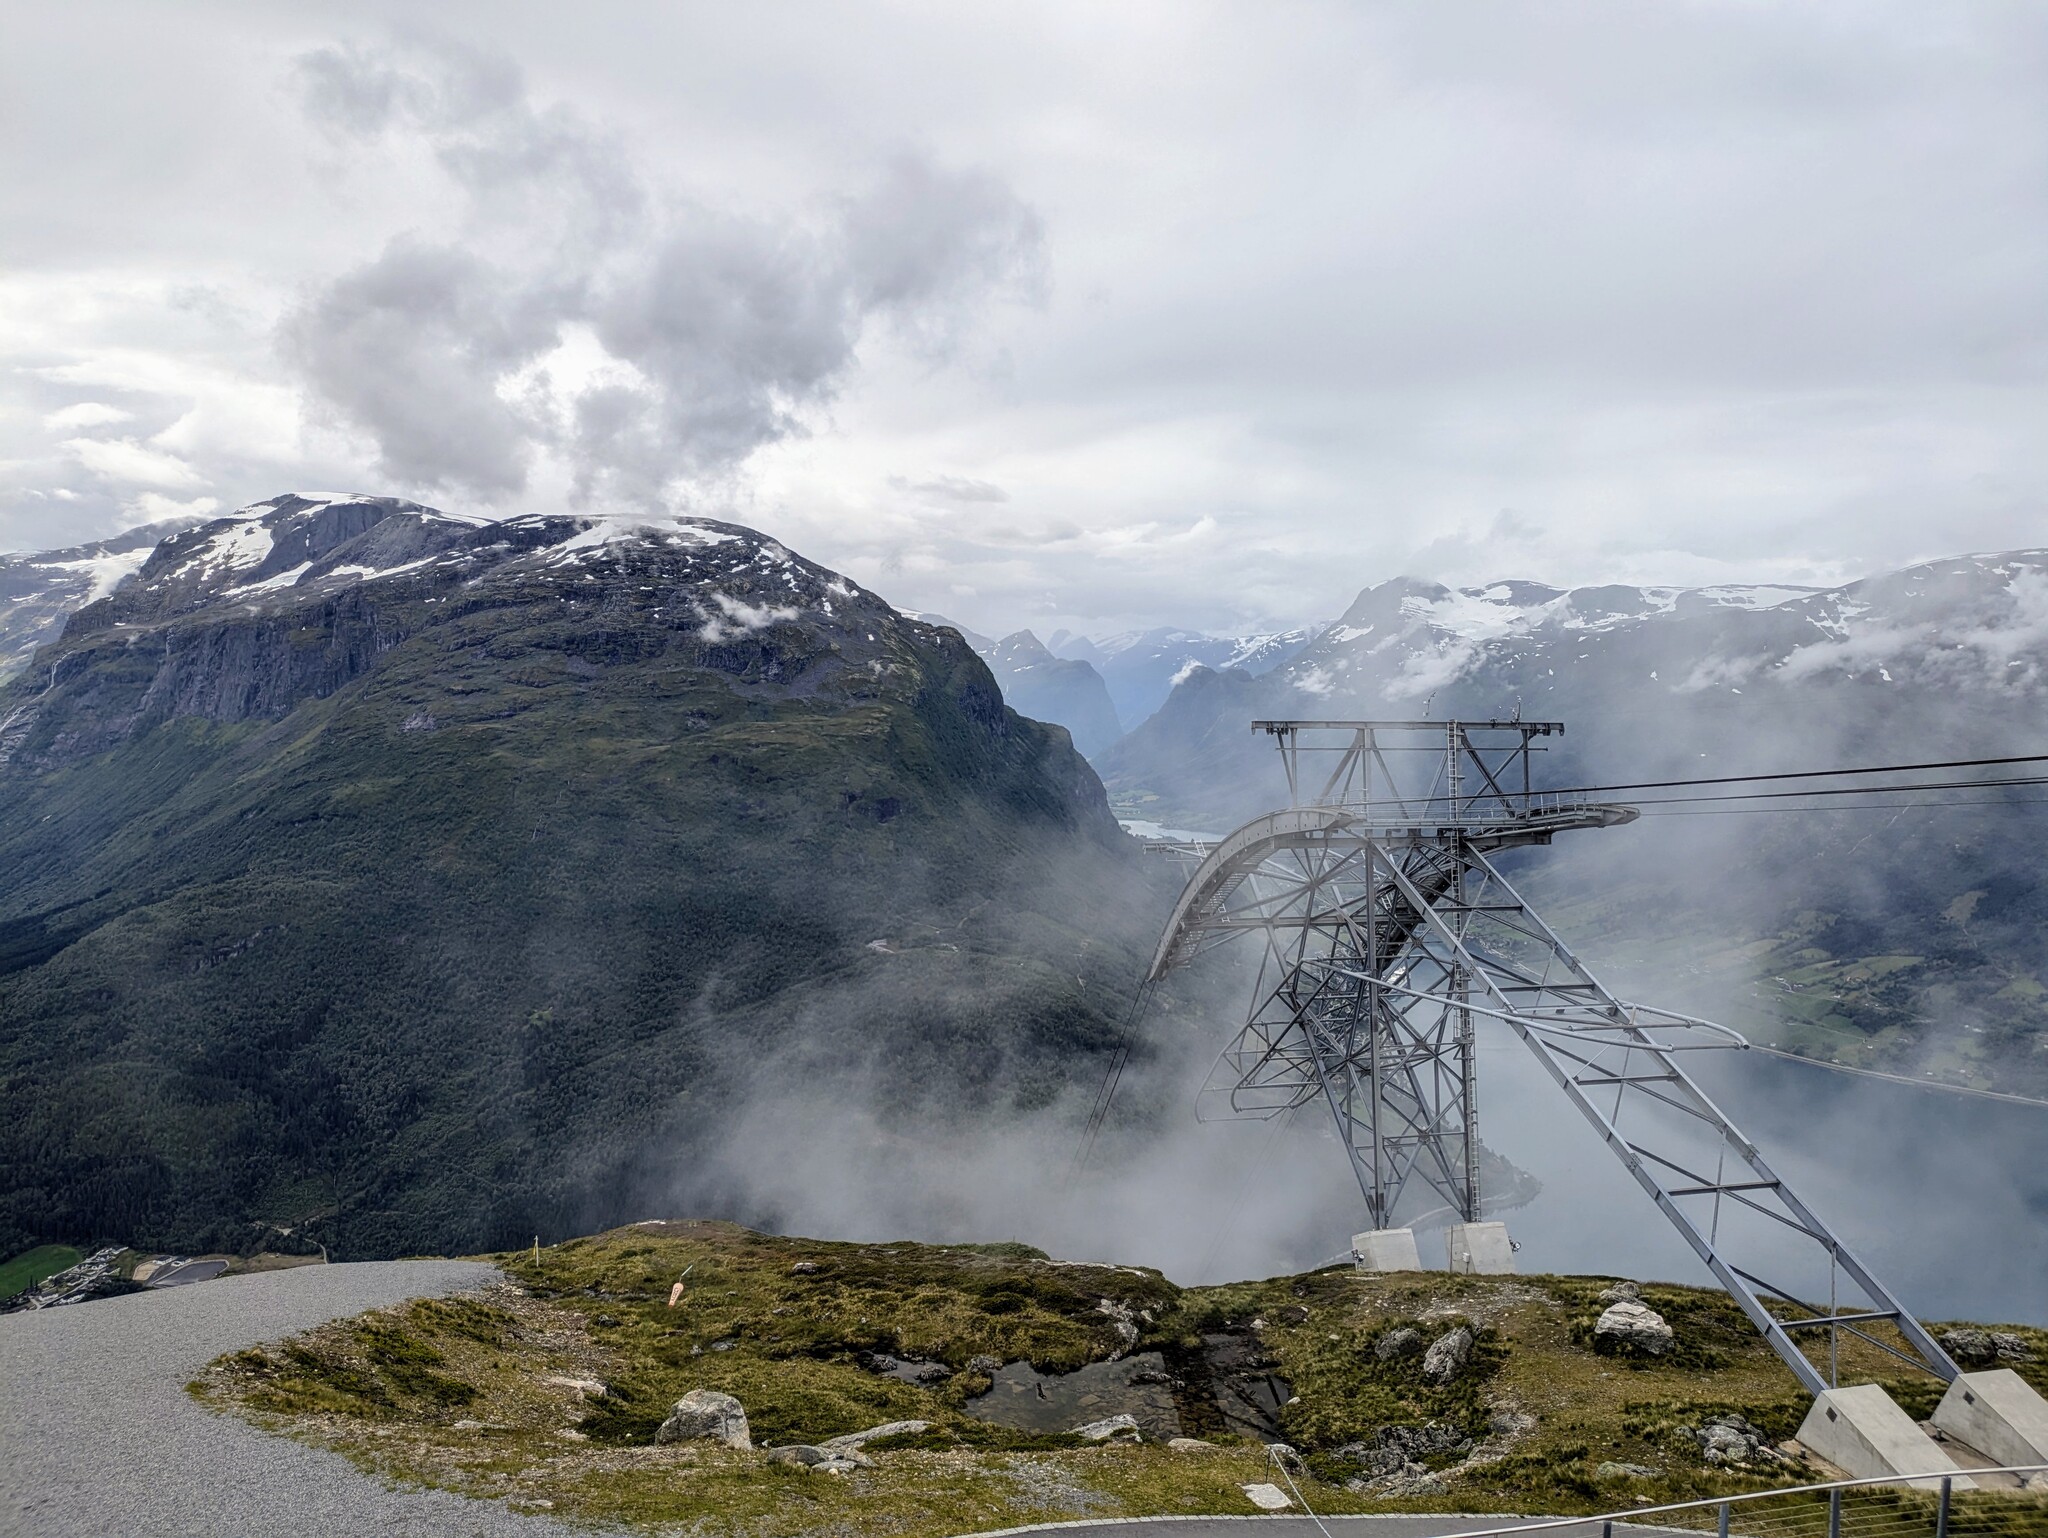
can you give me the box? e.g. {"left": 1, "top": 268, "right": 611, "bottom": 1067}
{"left": 1351, "top": 1228, "right": 1422, "bottom": 1272}
{"left": 1445, "top": 1221, "right": 1515, "bottom": 1274}
{"left": 1797, "top": 1384, "right": 1976, "bottom": 1489}
{"left": 1933, "top": 1369, "right": 2048, "bottom": 1468}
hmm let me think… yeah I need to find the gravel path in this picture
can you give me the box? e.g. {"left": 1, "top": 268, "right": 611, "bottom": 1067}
{"left": 0, "top": 1259, "right": 579, "bottom": 1538}
{"left": 0, "top": 1265, "right": 1610, "bottom": 1538}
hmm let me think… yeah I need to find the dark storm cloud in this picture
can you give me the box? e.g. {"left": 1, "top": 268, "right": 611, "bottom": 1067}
{"left": 281, "top": 39, "right": 1044, "bottom": 505}
{"left": 284, "top": 241, "right": 555, "bottom": 496}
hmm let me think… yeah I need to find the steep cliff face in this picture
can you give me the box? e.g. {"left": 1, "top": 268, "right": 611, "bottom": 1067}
{"left": 0, "top": 495, "right": 1163, "bottom": 1261}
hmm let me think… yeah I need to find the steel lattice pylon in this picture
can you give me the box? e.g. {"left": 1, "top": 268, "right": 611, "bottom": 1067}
{"left": 1147, "top": 720, "right": 1958, "bottom": 1396}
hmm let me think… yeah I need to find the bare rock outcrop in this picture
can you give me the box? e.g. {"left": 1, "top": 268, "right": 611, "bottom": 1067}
{"left": 1421, "top": 1324, "right": 1473, "bottom": 1383}
{"left": 1594, "top": 1300, "right": 1673, "bottom": 1356}
{"left": 655, "top": 1389, "right": 751, "bottom": 1450}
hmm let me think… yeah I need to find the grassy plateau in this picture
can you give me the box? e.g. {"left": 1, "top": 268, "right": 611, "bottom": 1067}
{"left": 189, "top": 1221, "right": 2048, "bottom": 1537}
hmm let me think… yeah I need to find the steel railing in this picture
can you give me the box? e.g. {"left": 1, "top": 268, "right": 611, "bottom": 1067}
{"left": 1431, "top": 1464, "right": 2048, "bottom": 1538}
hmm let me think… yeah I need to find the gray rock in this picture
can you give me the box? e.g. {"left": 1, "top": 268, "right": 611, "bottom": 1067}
{"left": 810, "top": 1457, "right": 862, "bottom": 1475}
{"left": 654, "top": 1389, "right": 751, "bottom": 1450}
{"left": 1488, "top": 1407, "right": 1537, "bottom": 1437}
{"left": 820, "top": 1419, "right": 929, "bottom": 1451}
{"left": 1597, "top": 1461, "right": 1660, "bottom": 1480}
{"left": 1375, "top": 1326, "right": 1424, "bottom": 1362}
{"left": 1097, "top": 1298, "right": 1140, "bottom": 1359}
{"left": 1336, "top": 1421, "right": 1474, "bottom": 1478}
{"left": 768, "top": 1443, "right": 874, "bottom": 1469}
{"left": 1687, "top": 1413, "right": 1783, "bottom": 1467}
{"left": 1993, "top": 1332, "right": 2035, "bottom": 1362}
{"left": 789, "top": 1261, "right": 821, "bottom": 1275}
{"left": 1345, "top": 1466, "right": 1446, "bottom": 1497}
{"left": 1071, "top": 1413, "right": 1142, "bottom": 1442}
{"left": 1596, "top": 1281, "right": 1642, "bottom": 1304}
{"left": 1941, "top": 1328, "right": 2035, "bottom": 1365}
{"left": 1422, "top": 1325, "right": 1473, "bottom": 1383}
{"left": 1594, "top": 1300, "right": 1674, "bottom": 1356}
{"left": 965, "top": 1354, "right": 1002, "bottom": 1376}
{"left": 1168, "top": 1437, "right": 1218, "bottom": 1452}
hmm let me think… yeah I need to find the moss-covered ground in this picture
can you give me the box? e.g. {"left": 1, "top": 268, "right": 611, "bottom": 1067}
{"left": 190, "top": 1221, "right": 2048, "bottom": 1536}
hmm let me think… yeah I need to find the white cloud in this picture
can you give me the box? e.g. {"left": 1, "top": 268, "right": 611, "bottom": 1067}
{"left": 43, "top": 402, "right": 132, "bottom": 430}
{"left": 125, "top": 491, "right": 221, "bottom": 527}
{"left": 63, "top": 436, "right": 203, "bottom": 488}
{"left": 696, "top": 591, "right": 801, "bottom": 642}
{"left": 2, "top": 5, "right": 2045, "bottom": 633}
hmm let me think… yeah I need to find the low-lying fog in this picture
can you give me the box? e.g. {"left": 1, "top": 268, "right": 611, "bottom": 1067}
{"left": 671, "top": 1007, "right": 2048, "bottom": 1329}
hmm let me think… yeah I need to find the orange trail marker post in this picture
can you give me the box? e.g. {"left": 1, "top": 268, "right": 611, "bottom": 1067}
{"left": 667, "top": 1262, "right": 694, "bottom": 1308}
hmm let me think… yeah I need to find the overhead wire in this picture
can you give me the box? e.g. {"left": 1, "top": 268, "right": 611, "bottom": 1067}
{"left": 1744, "top": 1045, "right": 2048, "bottom": 1109}
{"left": 1286, "top": 751, "right": 2048, "bottom": 811}
{"left": 1539, "top": 750, "right": 2048, "bottom": 798}
{"left": 1616, "top": 772, "right": 2048, "bottom": 807}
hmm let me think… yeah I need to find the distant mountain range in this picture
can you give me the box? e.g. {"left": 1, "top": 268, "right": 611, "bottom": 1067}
{"left": 1100, "top": 554, "right": 2048, "bottom": 822}
{"left": 0, "top": 494, "right": 1167, "bottom": 1262}
{"left": 919, "top": 616, "right": 1325, "bottom": 760}
{"left": 1095, "top": 552, "right": 2048, "bottom": 1096}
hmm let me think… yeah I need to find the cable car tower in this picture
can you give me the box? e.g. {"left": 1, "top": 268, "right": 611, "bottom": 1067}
{"left": 1147, "top": 720, "right": 1958, "bottom": 1397}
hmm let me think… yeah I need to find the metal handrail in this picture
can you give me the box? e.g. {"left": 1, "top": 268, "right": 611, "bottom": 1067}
{"left": 1434, "top": 1464, "right": 2048, "bottom": 1538}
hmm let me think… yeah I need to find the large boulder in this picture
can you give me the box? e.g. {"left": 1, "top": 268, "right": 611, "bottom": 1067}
{"left": 1594, "top": 1300, "right": 1674, "bottom": 1357}
{"left": 1941, "top": 1328, "right": 2035, "bottom": 1366}
{"left": 1422, "top": 1325, "right": 1474, "bottom": 1383}
{"left": 655, "top": 1389, "right": 752, "bottom": 1450}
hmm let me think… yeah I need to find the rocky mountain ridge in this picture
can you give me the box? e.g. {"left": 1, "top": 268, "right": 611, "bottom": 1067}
{"left": 0, "top": 514, "right": 209, "bottom": 684}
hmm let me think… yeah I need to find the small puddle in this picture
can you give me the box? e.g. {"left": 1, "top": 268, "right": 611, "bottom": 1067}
{"left": 964, "top": 1351, "right": 1183, "bottom": 1440}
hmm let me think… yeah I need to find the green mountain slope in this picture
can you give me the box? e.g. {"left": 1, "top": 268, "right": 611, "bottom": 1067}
{"left": 0, "top": 496, "right": 1167, "bottom": 1261}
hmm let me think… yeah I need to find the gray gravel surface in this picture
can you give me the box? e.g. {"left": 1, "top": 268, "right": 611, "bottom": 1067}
{"left": 0, "top": 1259, "right": 580, "bottom": 1538}
{"left": 0, "top": 1264, "right": 1613, "bottom": 1538}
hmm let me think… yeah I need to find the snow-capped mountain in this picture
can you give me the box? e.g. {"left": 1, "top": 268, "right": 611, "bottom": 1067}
{"left": 1102, "top": 552, "right": 2048, "bottom": 827}
{"left": 0, "top": 515, "right": 210, "bottom": 683}
{"left": 1, "top": 493, "right": 984, "bottom": 771}
{"left": 1095, "top": 551, "right": 2048, "bottom": 1096}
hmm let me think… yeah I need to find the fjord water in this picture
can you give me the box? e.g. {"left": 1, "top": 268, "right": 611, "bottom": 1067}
{"left": 1476, "top": 1034, "right": 2048, "bottom": 1327}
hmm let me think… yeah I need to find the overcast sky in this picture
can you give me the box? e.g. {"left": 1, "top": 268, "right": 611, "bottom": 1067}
{"left": 5, "top": 2, "right": 2045, "bottom": 637}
